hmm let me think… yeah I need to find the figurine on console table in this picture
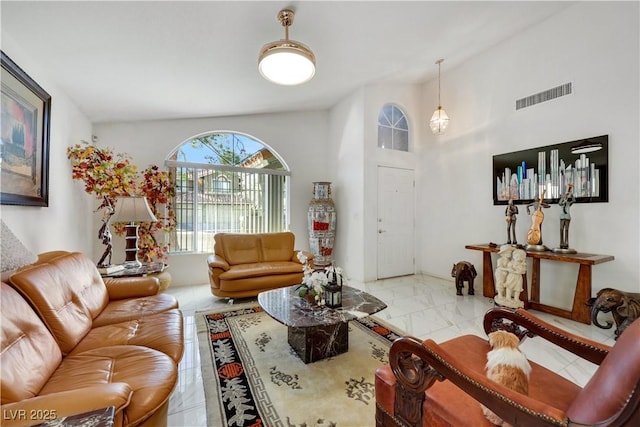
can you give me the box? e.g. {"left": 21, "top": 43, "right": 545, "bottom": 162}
{"left": 505, "top": 198, "right": 518, "bottom": 245}
{"left": 494, "top": 245, "right": 526, "bottom": 309}
{"left": 525, "top": 190, "right": 550, "bottom": 252}
{"left": 553, "top": 184, "right": 577, "bottom": 254}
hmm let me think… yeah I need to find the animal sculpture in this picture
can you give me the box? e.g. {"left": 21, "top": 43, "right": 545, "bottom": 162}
{"left": 481, "top": 331, "right": 531, "bottom": 427}
{"left": 451, "top": 261, "right": 477, "bottom": 296}
{"left": 587, "top": 288, "right": 640, "bottom": 339}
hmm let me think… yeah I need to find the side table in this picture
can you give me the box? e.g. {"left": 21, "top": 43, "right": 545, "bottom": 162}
{"left": 100, "top": 262, "right": 165, "bottom": 278}
{"left": 34, "top": 406, "right": 115, "bottom": 427}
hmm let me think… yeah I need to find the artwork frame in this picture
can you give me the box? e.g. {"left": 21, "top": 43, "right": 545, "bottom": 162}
{"left": 1, "top": 51, "right": 51, "bottom": 207}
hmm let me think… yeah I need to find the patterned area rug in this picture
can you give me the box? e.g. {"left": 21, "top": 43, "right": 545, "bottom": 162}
{"left": 196, "top": 303, "right": 403, "bottom": 427}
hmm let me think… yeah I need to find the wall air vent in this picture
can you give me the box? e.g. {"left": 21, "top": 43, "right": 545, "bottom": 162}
{"left": 516, "top": 82, "right": 572, "bottom": 110}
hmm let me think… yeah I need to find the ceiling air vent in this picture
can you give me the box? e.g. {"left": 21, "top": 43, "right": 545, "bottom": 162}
{"left": 516, "top": 82, "right": 572, "bottom": 110}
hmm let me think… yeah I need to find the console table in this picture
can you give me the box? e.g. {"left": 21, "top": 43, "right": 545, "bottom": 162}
{"left": 465, "top": 244, "right": 614, "bottom": 324}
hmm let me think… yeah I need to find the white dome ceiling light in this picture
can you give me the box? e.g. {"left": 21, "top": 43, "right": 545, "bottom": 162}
{"left": 258, "top": 9, "right": 316, "bottom": 86}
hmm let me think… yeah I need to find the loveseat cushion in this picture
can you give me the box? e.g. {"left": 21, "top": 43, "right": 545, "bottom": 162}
{"left": 216, "top": 233, "right": 262, "bottom": 265}
{"left": 260, "top": 232, "right": 296, "bottom": 262}
{"left": 0, "top": 283, "right": 62, "bottom": 404}
{"left": 220, "top": 262, "right": 303, "bottom": 280}
{"left": 68, "top": 308, "right": 184, "bottom": 362}
{"left": 39, "top": 345, "right": 177, "bottom": 427}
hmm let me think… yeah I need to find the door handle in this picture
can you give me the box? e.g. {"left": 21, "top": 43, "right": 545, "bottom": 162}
{"left": 378, "top": 229, "right": 386, "bottom": 234}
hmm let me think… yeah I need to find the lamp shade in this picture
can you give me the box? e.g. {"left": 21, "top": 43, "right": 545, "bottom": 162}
{"left": 113, "top": 196, "right": 157, "bottom": 223}
{"left": 430, "top": 106, "right": 450, "bottom": 135}
{"left": 258, "top": 41, "right": 316, "bottom": 85}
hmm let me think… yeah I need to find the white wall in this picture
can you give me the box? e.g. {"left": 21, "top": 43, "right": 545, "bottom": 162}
{"left": 328, "top": 88, "right": 366, "bottom": 280}
{"left": 94, "top": 111, "right": 329, "bottom": 286}
{"left": 1, "top": 35, "right": 94, "bottom": 257}
{"left": 417, "top": 1, "right": 640, "bottom": 309}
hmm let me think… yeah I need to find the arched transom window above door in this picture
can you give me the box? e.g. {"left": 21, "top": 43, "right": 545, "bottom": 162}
{"left": 377, "top": 104, "right": 409, "bottom": 152}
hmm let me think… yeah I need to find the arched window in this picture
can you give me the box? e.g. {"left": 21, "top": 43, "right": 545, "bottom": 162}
{"left": 166, "top": 132, "right": 290, "bottom": 253}
{"left": 377, "top": 104, "right": 409, "bottom": 151}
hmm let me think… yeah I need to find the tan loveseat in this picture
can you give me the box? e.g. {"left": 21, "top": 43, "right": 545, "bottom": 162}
{"left": 207, "top": 231, "right": 312, "bottom": 298}
{"left": 1, "top": 251, "right": 183, "bottom": 427}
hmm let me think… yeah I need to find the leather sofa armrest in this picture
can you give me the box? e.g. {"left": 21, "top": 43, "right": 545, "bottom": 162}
{"left": 103, "top": 276, "right": 160, "bottom": 299}
{"left": 389, "top": 336, "right": 569, "bottom": 427}
{"left": 484, "top": 308, "right": 611, "bottom": 365}
{"left": 0, "top": 383, "right": 132, "bottom": 427}
{"left": 208, "top": 254, "right": 230, "bottom": 271}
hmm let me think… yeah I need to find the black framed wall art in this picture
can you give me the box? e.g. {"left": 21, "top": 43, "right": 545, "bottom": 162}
{"left": 493, "top": 135, "right": 608, "bottom": 205}
{"left": 1, "top": 51, "right": 51, "bottom": 206}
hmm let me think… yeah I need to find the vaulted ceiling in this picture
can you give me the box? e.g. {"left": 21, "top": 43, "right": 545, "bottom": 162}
{"left": 1, "top": 1, "right": 574, "bottom": 123}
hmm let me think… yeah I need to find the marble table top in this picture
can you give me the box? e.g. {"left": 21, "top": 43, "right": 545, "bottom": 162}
{"left": 258, "top": 285, "right": 387, "bottom": 328}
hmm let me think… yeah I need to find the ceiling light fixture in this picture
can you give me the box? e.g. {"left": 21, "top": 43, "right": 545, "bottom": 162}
{"left": 258, "top": 9, "right": 316, "bottom": 86}
{"left": 430, "top": 59, "right": 450, "bottom": 135}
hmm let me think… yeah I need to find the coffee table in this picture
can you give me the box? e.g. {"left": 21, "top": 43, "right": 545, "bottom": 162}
{"left": 257, "top": 285, "right": 387, "bottom": 363}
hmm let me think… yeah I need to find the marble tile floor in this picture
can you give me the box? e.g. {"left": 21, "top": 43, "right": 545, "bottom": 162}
{"left": 165, "top": 273, "right": 616, "bottom": 426}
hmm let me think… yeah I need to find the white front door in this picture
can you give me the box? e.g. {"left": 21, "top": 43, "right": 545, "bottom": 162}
{"left": 377, "top": 166, "right": 415, "bottom": 279}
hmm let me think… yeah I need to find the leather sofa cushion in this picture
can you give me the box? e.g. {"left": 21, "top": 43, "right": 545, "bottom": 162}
{"left": 9, "top": 252, "right": 178, "bottom": 353}
{"left": 39, "top": 345, "right": 177, "bottom": 427}
{"left": 9, "top": 254, "right": 104, "bottom": 353}
{"left": 217, "top": 234, "right": 262, "bottom": 265}
{"left": 215, "top": 232, "right": 297, "bottom": 265}
{"left": 92, "top": 293, "right": 178, "bottom": 328}
{"left": 1, "top": 283, "right": 62, "bottom": 404}
{"left": 218, "top": 273, "right": 302, "bottom": 293}
{"left": 220, "top": 262, "right": 303, "bottom": 280}
{"left": 260, "top": 232, "right": 295, "bottom": 262}
{"left": 68, "top": 308, "right": 184, "bottom": 362}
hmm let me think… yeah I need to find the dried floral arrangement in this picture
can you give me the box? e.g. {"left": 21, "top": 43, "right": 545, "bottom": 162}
{"left": 67, "top": 142, "right": 176, "bottom": 262}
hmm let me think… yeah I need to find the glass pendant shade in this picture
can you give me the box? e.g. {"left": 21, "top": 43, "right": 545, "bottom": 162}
{"left": 258, "top": 41, "right": 316, "bottom": 85}
{"left": 430, "top": 106, "right": 450, "bottom": 135}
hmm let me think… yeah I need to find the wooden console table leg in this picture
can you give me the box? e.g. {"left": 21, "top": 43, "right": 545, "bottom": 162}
{"left": 530, "top": 258, "right": 541, "bottom": 304}
{"left": 482, "top": 252, "right": 495, "bottom": 298}
{"left": 571, "top": 264, "right": 592, "bottom": 324}
{"left": 520, "top": 273, "right": 529, "bottom": 309}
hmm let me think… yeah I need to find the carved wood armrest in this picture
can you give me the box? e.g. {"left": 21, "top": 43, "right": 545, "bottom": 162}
{"left": 484, "top": 308, "right": 611, "bottom": 365}
{"left": 388, "top": 336, "right": 569, "bottom": 427}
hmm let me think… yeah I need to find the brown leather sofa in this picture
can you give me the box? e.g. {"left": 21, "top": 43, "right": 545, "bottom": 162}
{"left": 1, "top": 251, "right": 184, "bottom": 427}
{"left": 375, "top": 307, "right": 640, "bottom": 427}
{"left": 207, "top": 231, "right": 312, "bottom": 298}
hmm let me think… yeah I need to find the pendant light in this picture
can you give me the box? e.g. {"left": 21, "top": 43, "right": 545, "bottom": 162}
{"left": 430, "top": 59, "right": 450, "bottom": 135}
{"left": 258, "top": 9, "right": 316, "bottom": 86}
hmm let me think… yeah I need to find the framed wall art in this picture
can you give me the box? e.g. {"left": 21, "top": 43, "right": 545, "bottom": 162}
{"left": 493, "top": 135, "right": 608, "bottom": 206}
{"left": 1, "top": 51, "right": 51, "bottom": 206}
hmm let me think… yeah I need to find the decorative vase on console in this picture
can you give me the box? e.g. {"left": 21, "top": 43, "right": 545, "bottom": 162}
{"left": 307, "top": 182, "right": 336, "bottom": 267}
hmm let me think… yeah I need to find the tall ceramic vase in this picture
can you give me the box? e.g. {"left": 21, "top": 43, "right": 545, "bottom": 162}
{"left": 308, "top": 182, "right": 336, "bottom": 267}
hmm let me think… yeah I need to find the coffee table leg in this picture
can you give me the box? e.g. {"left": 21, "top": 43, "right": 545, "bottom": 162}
{"left": 288, "top": 321, "right": 349, "bottom": 363}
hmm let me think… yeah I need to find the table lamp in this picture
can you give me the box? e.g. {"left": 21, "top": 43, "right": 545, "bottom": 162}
{"left": 113, "top": 196, "right": 157, "bottom": 267}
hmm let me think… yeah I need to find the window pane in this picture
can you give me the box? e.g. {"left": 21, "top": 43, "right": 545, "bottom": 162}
{"left": 396, "top": 115, "right": 408, "bottom": 130}
{"left": 378, "top": 125, "right": 392, "bottom": 149}
{"left": 393, "top": 129, "right": 409, "bottom": 152}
